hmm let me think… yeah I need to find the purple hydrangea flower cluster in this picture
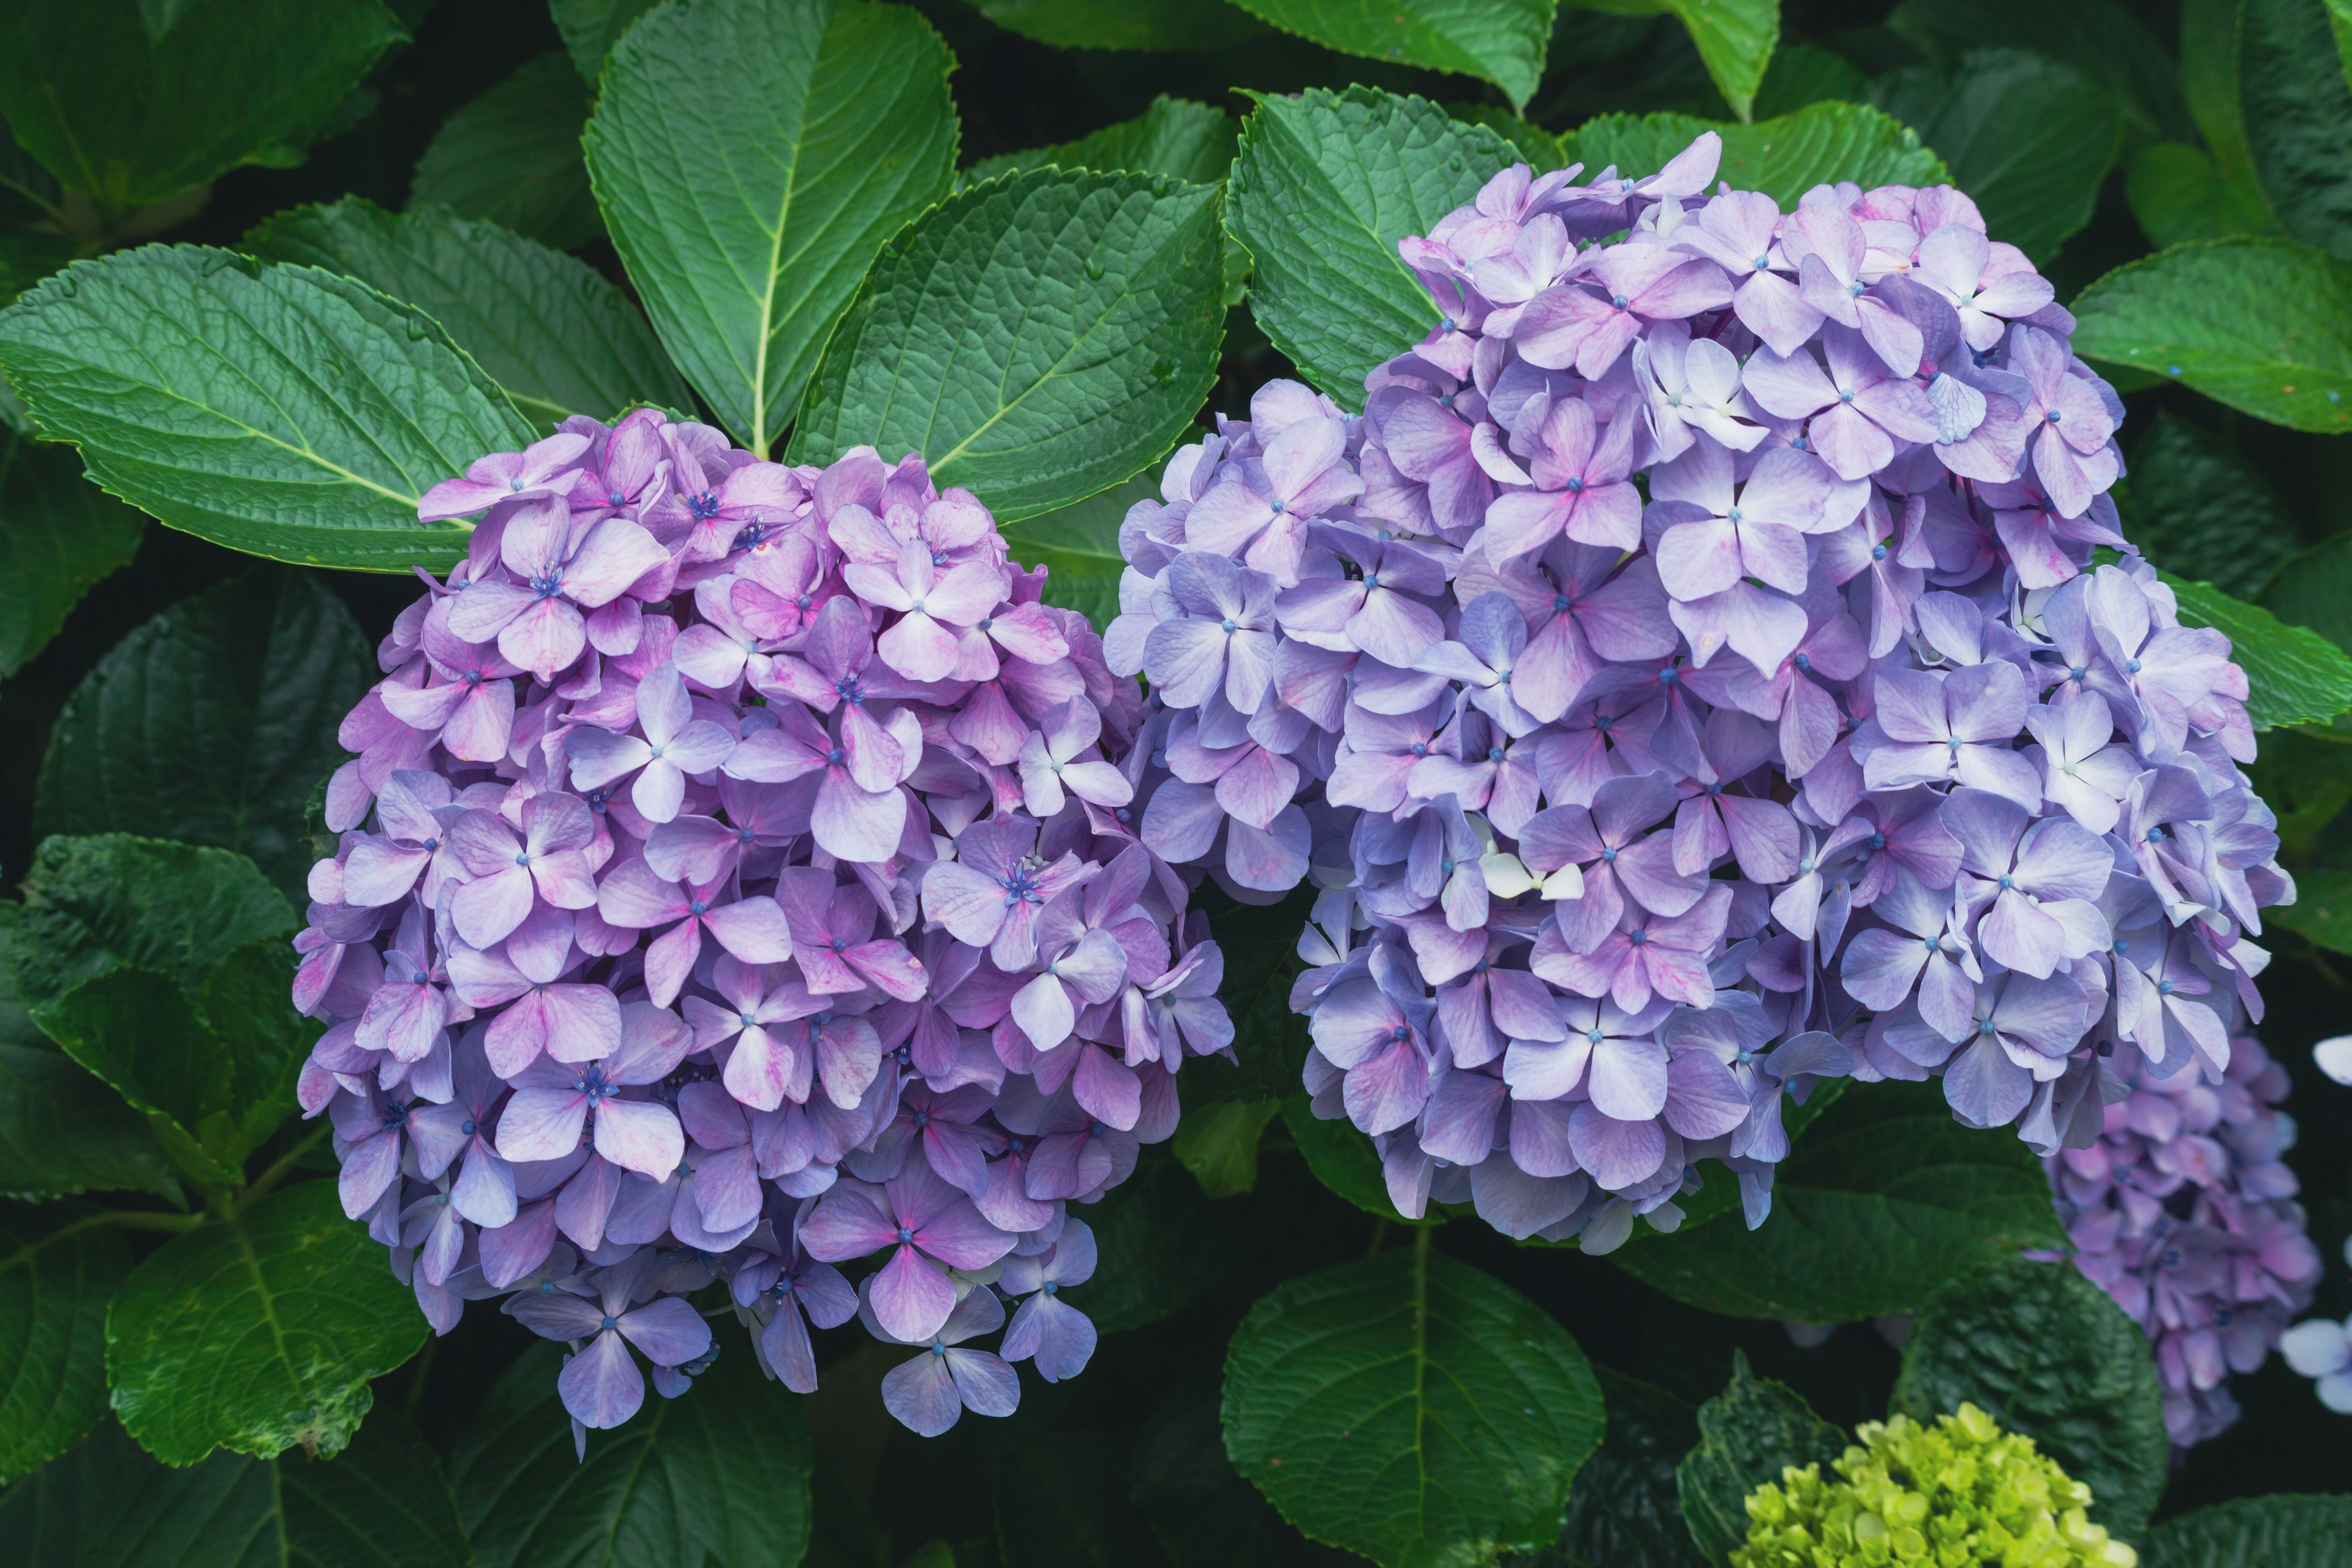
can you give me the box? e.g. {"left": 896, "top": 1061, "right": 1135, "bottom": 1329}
{"left": 295, "top": 410, "right": 1232, "bottom": 1440}
{"left": 2049, "top": 1034, "right": 2320, "bottom": 1446}
{"left": 1110, "top": 133, "right": 2293, "bottom": 1249}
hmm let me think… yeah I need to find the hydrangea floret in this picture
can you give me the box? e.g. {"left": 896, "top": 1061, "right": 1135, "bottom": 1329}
{"left": 1732, "top": 1404, "right": 2138, "bottom": 1568}
{"left": 2047, "top": 1033, "right": 2319, "bottom": 1446}
{"left": 295, "top": 409, "right": 1232, "bottom": 1440}
{"left": 1110, "top": 133, "right": 2293, "bottom": 1248}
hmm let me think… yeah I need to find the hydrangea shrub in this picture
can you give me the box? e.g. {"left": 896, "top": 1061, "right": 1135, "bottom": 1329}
{"left": 296, "top": 409, "right": 1232, "bottom": 1436}
{"left": 1114, "top": 134, "right": 2298, "bottom": 1260}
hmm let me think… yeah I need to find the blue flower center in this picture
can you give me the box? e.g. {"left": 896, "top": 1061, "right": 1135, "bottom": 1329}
{"left": 1627, "top": 930, "right": 1649, "bottom": 946}
{"left": 1871, "top": 543, "right": 1888, "bottom": 560}
{"left": 1793, "top": 653, "right": 1811, "bottom": 670}
{"left": 834, "top": 673, "right": 866, "bottom": 706}
{"left": 687, "top": 492, "right": 722, "bottom": 521}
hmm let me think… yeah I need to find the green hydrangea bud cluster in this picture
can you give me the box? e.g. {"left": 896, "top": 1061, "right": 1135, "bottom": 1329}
{"left": 1730, "top": 1404, "right": 2138, "bottom": 1568}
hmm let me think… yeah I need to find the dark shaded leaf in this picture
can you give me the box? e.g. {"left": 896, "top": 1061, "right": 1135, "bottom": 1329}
{"left": 2116, "top": 412, "right": 2297, "bottom": 598}
{"left": 1887, "top": 0, "right": 2192, "bottom": 141}
{"left": 1673, "top": 1351, "right": 1845, "bottom": 1567}
{"left": 1891, "top": 1257, "right": 2166, "bottom": 1542}
{"left": 1171, "top": 1100, "right": 1281, "bottom": 1198}
{"left": 964, "top": 96, "right": 1238, "bottom": 187}
{"left": 0, "top": 431, "right": 142, "bottom": 681}
{"left": 996, "top": 1427, "right": 1170, "bottom": 1567}
{"left": 35, "top": 570, "right": 371, "bottom": 896}
{"left": 0, "top": 1203, "right": 129, "bottom": 1483}
{"left": 1608, "top": 1080, "right": 2064, "bottom": 1321}
{"left": 410, "top": 53, "right": 605, "bottom": 253}
{"left": 1555, "top": 1368, "right": 1708, "bottom": 1568}
{"left": 12, "top": 834, "right": 295, "bottom": 1005}
{"left": 551, "top": 0, "right": 660, "bottom": 84}
{"left": 1654, "top": 0, "right": 1780, "bottom": 122}
{"left": 2166, "top": 570, "right": 2352, "bottom": 729}
{"left": 2242, "top": 0, "right": 2352, "bottom": 263}
{"left": 1075, "top": 1145, "right": 1255, "bottom": 1333}
{"left": 1224, "top": 0, "right": 1557, "bottom": 110}
{"left": 1000, "top": 472, "right": 1156, "bottom": 633}
{"left": 963, "top": 0, "right": 1266, "bottom": 51}
{"left": 2141, "top": 1494, "right": 2352, "bottom": 1568}
{"left": 1131, "top": 1374, "right": 1354, "bottom": 1567}
{"left": 1280, "top": 1096, "right": 1431, "bottom": 1226}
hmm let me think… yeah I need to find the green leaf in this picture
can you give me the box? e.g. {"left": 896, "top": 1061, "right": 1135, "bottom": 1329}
{"left": 2242, "top": 0, "right": 2352, "bottom": 264}
{"left": 1558, "top": 1369, "right": 1708, "bottom": 1568}
{"left": 1672, "top": 1352, "right": 1845, "bottom": 1568}
{"left": 792, "top": 168, "right": 1226, "bottom": 522}
{"left": 106, "top": 1182, "right": 423, "bottom": 1465}
{"left": 1223, "top": 1240, "right": 1604, "bottom": 1568}
{"left": 0, "top": 246, "right": 535, "bottom": 572}
{"left": 962, "top": 0, "right": 1267, "bottom": 50}
{"left": 552, "top": 0, "right": 661, "bottom": 83}
{"left": 1886, "top": 0, "right": 2192, "bottom": 143}
{"left": 965, "top": 95, "right": 1238, "bottom": 187}
{"left": 2165, "top": 570, "right": 2352, "bottom": 729}
{"left": 1224, "top": 0, "right": 1557, "bottom": 110}
{"left": 1172, "top": 1100, "right": 1281, "bottom": 1199}
{"left": 0, "top": 0, "right": 406, "bottom": 212}
{"left": 2127, "top": 141, "right": 2282, "bottom": 251}
{"left": 244, "top": 198, "right": 692, "bottom": 431}
{"left": 1608, "top": 1080, "right": 2064, "bottom": 1322}
{"left": 1131, "top": 1376, "right": 1343, "bottom": 1568}
{"left": 2246, "top": 726, "right": 2352, "bottom": 856}
{"left": 1281, "top": 1096, "right": 1432, "bottom": 1225}
{"left": 2271, "top": 865, "right": 2352, "bottom": 953}
{"left": 1869, "top": 49, "right": 2122, "bottom": 263}
{"left": 0, "top": 232, "right": 81, "bottom": 314}
{"left": 410, "top": 54, "right": 606, "bottom": 254}
{"left": 1079, "top": 1145, "right": 1257, "bottom": 1333}
{"left": 1000, "top": 472, "right": 1155, "bottom": 632}
{"left": 0, "top": 1412, "right": 469, "bottom": 1568}
{"left": 2141, "top": 1494, "right": 2352, "bottom": 1568}
{"left": 1449, "top": 105, "right": 1570, "bottom": 172}
{"left": 1567, "top": 102, "right": 1946, "bottom": 211}
{"left": 1750, "top": 43, "right": 1868, "bottom": 120}
{"left": 1226, "top": 88, "right": 1518, "bottom": 408}
{"left": 0, "top": 1204, "right": 130, "bottom": 1483}
{"left": 36, "top": 570, "right": 371, "bottom": 896}
{"left": 1178, "top": 881, "right": 1318, "bottom": 1106}
{"left": 586, "top": 0, "right": 959, "bottom": 454}
{"left": 1891, "top": 1258, "right": 2166, "bottom": 1543}
{"left": 2115, "top": 413, "right": 2299, "bottom": 598}
{"left": 2073, "top": 238, "right": 2352, "bottom": 432}
{"left": 0, "top": 1044, "right": 181, "bottom": 1205}
{"left": 2264, "top": 530, "right": 2352, "bottom": 652}
{"left": 12, "top": 835, "right": 295, "bottom": 1006}
{"left": 450, "top": 1332, "right": 811, "bottom": 1568}
{"left": 0, "top": 430, "right": 143, "bottom": 680}
{"left": 1656, "top": 0, "right": 1780, "bottom": 123}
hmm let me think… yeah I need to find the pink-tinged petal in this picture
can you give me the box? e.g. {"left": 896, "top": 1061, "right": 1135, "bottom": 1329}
{"left": 498, "top": 598, "right": 588, "bottom": 682}
{"left": 870, "top": 1245, "right": 958, "bottom": 1342}
{"left": 1654, "top": 516, "right": 1743, "bottom": 600}
{"left": 801, "top": 1180, "right": 900, "bottom": 1259}
{"left": 496, "top": 1089, "right": 587, "bottom": 1164}
{"left": 559, "top": 1332, "right": 645, "bottom": 1430}
{"left": 1342, "top": 1037, "right": 1430, "bottom": 1134}
{"left": 1072, "top": 1044, "right": 1142, "bottom": 1131}
{"left": 596, "top": 858, "right": 687, "bottom": 928}
{"left": 922, "top": 861, "right": 1011, "bottom": 946}
{"left": 813, "top": 772, "right": 908, "bottom": 863}
{"left": 702, "top": 895, "right": 793, "bottom": 963}
{"left": 594, "top": 1097, "right": 684, "bottom": 1181}
{"left": 1012, "top": 974, "right": 1076, "bottom": 1052}
{"left": 337, "top": 1129, "right": 403, "bottom": 1219}
{"left": 451, "top": 865, "right": 535, "bottom": 949}
{"left": 564, "top": 518, "right": 671, "bottom": 606}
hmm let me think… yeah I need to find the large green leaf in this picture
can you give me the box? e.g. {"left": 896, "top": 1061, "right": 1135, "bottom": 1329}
{"left": 1887, "top": 0, "right": 2192, "bottom": 142}
{"left": 0, "top": 431, "right": 143, "bottom": 680}
{"left": 1224, "top": 0, "right": 1557, "bottom": 110}
{"left": 2271, "top": 864, "right": 2352, "bottom": 953}
{"left": 105, "top": 1181, "right": 425, "bottom": 1465}
{"left": 2242, "top": 0, "right": 2352, "bottom": 263}
{"left": 0, "top": 1204, "right": 130, "bottom": 1483}
{"left": 1001, "top": 472, "right": 1155, "bottom": 633}
{"left": 1281, "top": 1097, "right": 1431, "bottom": 1225}
{"left": 963, "top": 0, "right": 1267, "bottom": 50}
{"left": 450, "top": 1333, "right": 811, "bottom": 1568}
{"left": 1657, "top": 0, "right": 1781, "bottom": 123}
{"left": 36, "top": 570, "right": 371, "bottom": 896}
{"left": 1608, "top": 1080, "right": 2064, "bottom": 1321}
{"left": 964, "top": 96, "right": 1239, "bottom": 187}
{"left": 245, "top": 199, "right": 692, "bottom": 431}
{"left": 2117, "top": 413, "right": 2297, "bottom": 598}
{"left": 1172, "top": 1101, "right": 1283, "bottom": 1199}
{"left": 1891, "top": 1258, "right": 2166, "bottom": 1543}
{"left": 1079, "top": 1144, "right": 1258, "bottom": 1333}
{"left": 792, "top": 168, "right": 1225, "bottom": 522}
{"left": 1673, "top": 1353, "right": 1845, "bottom": 1568}
{"left": 2071, "top": 238, "right": 2352, "bottom": 434}
{"left": 2141, "top": 1494, "right": 2352, "bottom": 1568}
{"left": 2127, "top": 140, "right": 2281, "bottom": 251}
{"left": 0, "top": 246, "right": 535, "bottom": 572}
{"left": 2166, "top": 570, "right": 2352, "bottom": 729}
{"left": 586, "top": 0, "right": 959, "bottom": 454}
{"left": 34, "top": 944, "right": 312, "bottom": 1184}
{"left": 1870, "top": 49, "right": 2121, "bottom": 263}
{"left": 552, "top": 0, "right": 661, "bottom": 83}
{"left": 11, "top": 835, "right": 296, "bottom": 1006}
{"left": 1558, "top": 1369, "right": 1708, "bottom": 1568}
{"left": 1566, "top": 104, "right": 1947, "bottom": 213}
{"left": 1226, "top": 88, "right": 1517, "bottom": 409}
{"left": 0, "top": 0, "right": 406, "bottom": 213}
{"left": 0, "top": 1412, "right": 469, "bottom": 1568}
{"left": 1222, "top": 1240, "right": 1604, "bottom": 1567}
{"left": 409, "top": 54, "right": 606, "bottom": 254}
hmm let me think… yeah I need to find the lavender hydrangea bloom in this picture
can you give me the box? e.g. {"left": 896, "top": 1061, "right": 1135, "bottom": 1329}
{"left": 297, "top": 415, "right": 1234, "bottom": 1439}
{"left": 2051, "top": 1035, "right": 2320, "bottom": 1446}
{"left": 1113, "top": 133, "right": 2295, "bottom": 1253}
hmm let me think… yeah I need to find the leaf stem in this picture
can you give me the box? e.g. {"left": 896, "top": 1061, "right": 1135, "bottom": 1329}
{"left": 235, "top": 1125, "right": 328, "bottom": 1215}
{"left": 1366, "top": 1217, "right": 1390, "bottom": 1256}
